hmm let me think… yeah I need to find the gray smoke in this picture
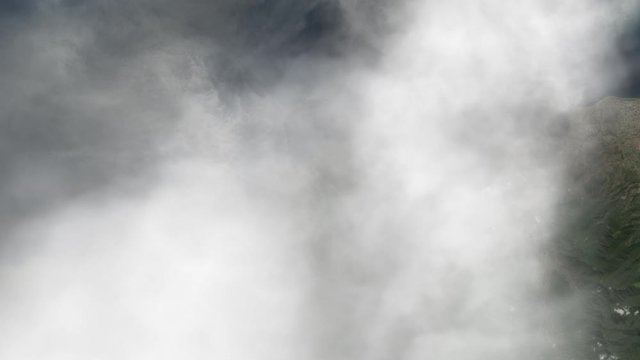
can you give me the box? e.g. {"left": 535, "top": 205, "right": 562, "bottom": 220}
{"left": 0, "top": 1, "right": 636, "bottom": 359}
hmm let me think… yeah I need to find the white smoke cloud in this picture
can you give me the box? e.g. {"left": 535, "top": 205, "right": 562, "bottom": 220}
{"left": 0, "top": 1, "right": 635, "bottom": 359}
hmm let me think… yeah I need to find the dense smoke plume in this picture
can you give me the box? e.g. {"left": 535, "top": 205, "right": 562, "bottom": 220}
{"left": 0, "top": 1, "right": 636, "bottom": 359}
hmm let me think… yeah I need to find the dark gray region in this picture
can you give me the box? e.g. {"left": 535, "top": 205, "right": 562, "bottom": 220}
{"left": 616, "top": 14, "right": 640, "bottom": 97}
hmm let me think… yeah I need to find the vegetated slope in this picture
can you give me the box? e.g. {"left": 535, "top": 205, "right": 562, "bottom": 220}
{"left": 554, "top": 97, "right": 640, "bottom": 360}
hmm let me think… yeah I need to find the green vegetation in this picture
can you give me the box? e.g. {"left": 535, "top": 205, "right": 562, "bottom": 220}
{"left": 554, "top": 97, "right": 640, "bottom": 360}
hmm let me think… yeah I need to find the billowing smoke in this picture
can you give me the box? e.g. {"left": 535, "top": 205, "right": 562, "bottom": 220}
{"left": 0, "top": 1, "right": 635, "bottom": 359}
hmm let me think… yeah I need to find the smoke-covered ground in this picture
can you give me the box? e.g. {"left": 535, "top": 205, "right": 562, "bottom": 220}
{"left": 0, "top": 1, "right": 637, "bottom": 359}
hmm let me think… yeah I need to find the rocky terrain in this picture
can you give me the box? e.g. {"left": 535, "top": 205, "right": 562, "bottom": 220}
{"left": 554, "top": 97, "right": 640, "bottom": 360}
